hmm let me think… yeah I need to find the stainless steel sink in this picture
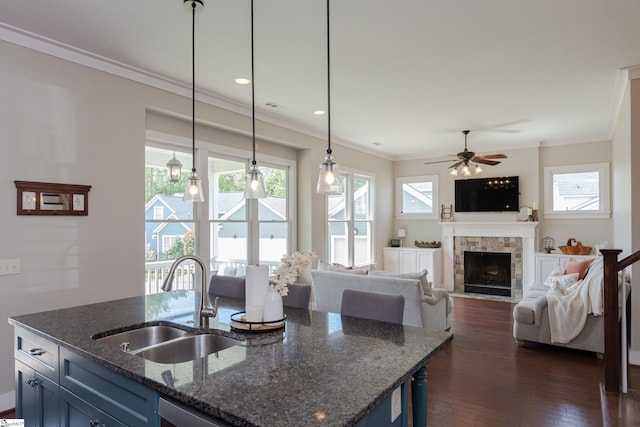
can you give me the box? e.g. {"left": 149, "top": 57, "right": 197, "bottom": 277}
{"left": 95, "top": 325, "right": 188, "bottom": 352}
{"left": 134, "top": 334, "right": 239, "bottom": 364}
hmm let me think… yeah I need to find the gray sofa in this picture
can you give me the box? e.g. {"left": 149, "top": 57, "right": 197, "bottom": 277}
{"left": 512, "top": 258, "right": 630, "bottom": 355}
{"left": 513, "top": 284, "right": 606, "bottom": 354}
{"left": 311, "top": 269, "right": 451, "bottom": 332}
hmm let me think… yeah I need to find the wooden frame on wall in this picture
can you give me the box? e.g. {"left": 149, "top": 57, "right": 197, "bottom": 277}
{"left": 15, "top": 181, "right": 92, "bottom": 216}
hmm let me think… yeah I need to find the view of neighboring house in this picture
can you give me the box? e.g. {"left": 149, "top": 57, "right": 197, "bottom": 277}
{"left": 144, "top": 194, "right": 193, "bottom": 260}
{"left": 144, "top": 192, "right": 290, "bottom": 266}
{"left": 399, "top": 182, "right": 433, "bottom": 215}
{"left": 552, "top": 172, "right": 600, "bottom": 211}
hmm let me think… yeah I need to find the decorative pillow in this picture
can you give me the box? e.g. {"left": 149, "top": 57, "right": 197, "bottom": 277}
{"left": 564, "top": 258, "right": 595, "bottom": 280}
{"left": 544, "top": 272, "right": 579, "bottom": 289}
{"left": 369, "top": 269, "right": 431, "bottom": 296}
{"left": 317, "top": 260, "right": 368, "bottom": 275}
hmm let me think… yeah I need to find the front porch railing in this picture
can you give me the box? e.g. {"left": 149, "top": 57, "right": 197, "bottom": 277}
{"left": 145, "top": 260, "right": 195, "bottom": 294}
{"left": 145, "top": 258, "right": 282, "bottom": 295}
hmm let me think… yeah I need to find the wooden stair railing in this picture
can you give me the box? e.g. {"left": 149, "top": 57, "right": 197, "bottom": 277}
{"left": 601, "top": 249, "right": 640, "bottom": 392}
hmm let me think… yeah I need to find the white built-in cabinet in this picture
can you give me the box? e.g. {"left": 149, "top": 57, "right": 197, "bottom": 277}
{"left": 382, "top": 247, "right": 442, "bottom": 288}
{"left": 534, "top": 252, "right": 597, "bottom": 285}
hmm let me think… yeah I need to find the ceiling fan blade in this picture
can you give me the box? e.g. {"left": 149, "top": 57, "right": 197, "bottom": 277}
{"left": 474, "top": 159, "right": 501, "bottom": 166}
{"left": 475, "top": 154, "right": 507, "bottom": 160}
{"left": 449, "top": 160, "right": 464, "bottom": 169}
{"left": 424, "top": 159, "right": 457, "bottom": 165}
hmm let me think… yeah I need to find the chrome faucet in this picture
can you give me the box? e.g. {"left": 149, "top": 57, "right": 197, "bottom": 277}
{"left": 161, "top": 255, "right": 219, "bottom": 330}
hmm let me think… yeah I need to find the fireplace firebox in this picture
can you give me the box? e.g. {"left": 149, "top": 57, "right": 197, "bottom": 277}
{"left": 464, "top": 251, "right": 511, "bottom": 296}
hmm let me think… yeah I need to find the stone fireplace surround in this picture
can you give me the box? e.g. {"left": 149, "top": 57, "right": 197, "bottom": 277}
{"left": 440, "top": 222, "right": 538, "bottom": 298}
{"left": 457, "top": 236, "right": 522, "bottom": 297}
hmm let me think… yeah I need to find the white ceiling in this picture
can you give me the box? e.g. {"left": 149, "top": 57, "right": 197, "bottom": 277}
{"left": 1, "top": 0, "right": 639, "bottom": 160}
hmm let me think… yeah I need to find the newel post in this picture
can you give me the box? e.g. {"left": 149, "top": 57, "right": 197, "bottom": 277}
{"left": 601, "top": 249, "right": 622, "bottom": 392}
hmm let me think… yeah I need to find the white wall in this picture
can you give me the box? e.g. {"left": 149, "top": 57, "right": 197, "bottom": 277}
{"left": 394, "top": 142, "right": 614, "bottom": 252}
{"left": 623, "top": 77, "right": 640, "bottom": 363}
{"left": 393, "top": 146, "right": 540, "bottom": 245}
{"left": 0, "top": 40, "right": 393, "bottom": 409}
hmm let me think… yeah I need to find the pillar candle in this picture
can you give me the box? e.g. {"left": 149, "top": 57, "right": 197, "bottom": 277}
{"left": 245, "top": 264, "right": 269, "bottom": 310}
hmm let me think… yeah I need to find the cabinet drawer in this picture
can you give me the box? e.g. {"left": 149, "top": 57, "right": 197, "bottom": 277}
{"left": 61, "top": 388, "right": 127, "bottom": 427}
{"left": 60, "top": 348, "right": 158, "bottom": 426}
{"left": 15, "top": 328, "right": 59, "bottom": 382}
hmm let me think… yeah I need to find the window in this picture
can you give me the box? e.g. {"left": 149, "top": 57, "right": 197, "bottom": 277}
{"left": 153, "top": 206, "right": 163, "bottom": 220}
{"left": 395, "top": 175, "right": 439, "bottom": 219}
{"left": 327, "top": 172, "right": 374, "bottom": 267}
{"left": 145, "top": 141, "right": 295, "bottom": 293}
{"left": 144, "top": 145, "right": 194, "bottom": 294}
{"left": 208, "top": 155, "right": 292, "bottom": 277}
{"left": 543, "top": 163, "right": 610, "bottom": 219}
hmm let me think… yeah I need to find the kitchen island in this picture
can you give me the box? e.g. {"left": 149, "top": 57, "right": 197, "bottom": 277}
{"left": 10, "top": 290, "right": 452, "bottom": 426}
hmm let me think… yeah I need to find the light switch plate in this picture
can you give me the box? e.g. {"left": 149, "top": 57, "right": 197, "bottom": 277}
{"left": 23, "top": 191, "right": 36, "bottom": 210}
{"left": 391, "top": 386, "right": 401, "bottom": 422}
{"left": 73, "top": 194, "right": 85, "bottom": 211}
{"left": 0, "top": 259, "right": 20, "bottom": 276}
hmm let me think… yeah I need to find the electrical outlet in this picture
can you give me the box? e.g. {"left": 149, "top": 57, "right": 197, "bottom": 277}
{"left": 0, "top": 259, "right": 20, "bottom": 276}
{"left": 391, "top": 386, "right": 401, "bottom": 422}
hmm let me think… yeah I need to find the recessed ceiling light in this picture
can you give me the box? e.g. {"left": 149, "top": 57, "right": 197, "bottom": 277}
{"left": 313, "top": 110, "right": 326, "bottom": 116}
{"left": 234, "top": 77, "right": 251, "bottom": 85}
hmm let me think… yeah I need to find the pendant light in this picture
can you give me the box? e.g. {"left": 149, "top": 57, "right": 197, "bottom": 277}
{"left": 183, "top": 0, "right": 205, "bottom": 202}
{"left": 244, "top": 0, "right": 266, "bottom": 199}
{"left": 166, "top": 152, "right": 183, "bottom": 183}
{"left": 316, "top": 0, "right": 343, "bottom": 194}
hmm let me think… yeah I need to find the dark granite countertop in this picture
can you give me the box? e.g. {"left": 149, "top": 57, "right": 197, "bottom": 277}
{"left": 9, "top": 290, "right": 452, "bottom": 426}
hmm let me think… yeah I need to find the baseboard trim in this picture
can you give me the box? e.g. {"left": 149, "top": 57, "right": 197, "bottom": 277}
{"left": 0, "top": 391, "right": 14, "bottom": 413}
{"left": 629, "top": 350, "right": 640, "bottom": 366}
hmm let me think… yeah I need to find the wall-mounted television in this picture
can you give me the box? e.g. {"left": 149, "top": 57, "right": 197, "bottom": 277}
{"left": 455, "top": 176, "right": 519, "bottom": 212}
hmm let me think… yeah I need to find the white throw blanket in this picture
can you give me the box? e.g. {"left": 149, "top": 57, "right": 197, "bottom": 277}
{"left": 546, "top": 259, "right": 604, "bottom": 344}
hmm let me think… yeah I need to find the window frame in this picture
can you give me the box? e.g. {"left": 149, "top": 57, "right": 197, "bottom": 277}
{"left": 543, "top": 162, "right": 610, "bottom": 219}
{"left": 145, "top": 131, "right": 296, "bottom": 291}
{"left": 395, "top": 175, "right": 439, "bottom": 220}
{"left": 326, "top": 170, "right": 375, "bottom": 268}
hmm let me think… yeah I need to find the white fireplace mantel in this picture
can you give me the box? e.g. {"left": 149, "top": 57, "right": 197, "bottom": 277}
{"left": 440, "top": 222, "right": 539, "bottom": 295}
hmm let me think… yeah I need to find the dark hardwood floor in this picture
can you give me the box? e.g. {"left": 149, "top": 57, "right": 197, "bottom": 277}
{"left": 424, "top": 296, "right": 640, "bottom": 427}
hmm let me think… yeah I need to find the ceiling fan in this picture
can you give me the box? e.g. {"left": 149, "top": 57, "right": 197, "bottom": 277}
{"left": 424, "top": 130, "right": 507, "bottom": 176}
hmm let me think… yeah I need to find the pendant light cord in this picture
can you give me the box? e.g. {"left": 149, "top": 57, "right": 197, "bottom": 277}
{"left": 326, "top": 0, "right": 332, "bottom": 155}
{"left": 191, "top": 1, "right": 197, "bottom": 174}
{"left": 251, "top": 0, "right": 257, "bottom": 166}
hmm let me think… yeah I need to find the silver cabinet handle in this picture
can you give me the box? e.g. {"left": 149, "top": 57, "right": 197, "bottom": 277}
{"left": 27, "top": 378, "right": 39, "bottom": 388}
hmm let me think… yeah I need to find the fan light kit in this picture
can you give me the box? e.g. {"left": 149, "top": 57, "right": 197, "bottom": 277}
{"left": 425, "top": 130, "right": 507, "bottom": 176}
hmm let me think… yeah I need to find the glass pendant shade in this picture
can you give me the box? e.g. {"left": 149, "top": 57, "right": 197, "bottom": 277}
{"left": 245, "top": 164, "right": 266, "bottom": 199}
{"left": 183, "top": 172, "right": 204, "bottom": 202}
{"left": 474, "top": 164, "right": 483, "bottom": 174}
{"left": 316, "top": 153, "right": 343, "bottom": 193}
{"left": 450, "top": 168, "right": 458, "bottom": 176}
{"left": 166, "top": 153, "right": 183, "bottom": 182}
{"left": 461, "top": 164, "right": 471, "bottom": 176}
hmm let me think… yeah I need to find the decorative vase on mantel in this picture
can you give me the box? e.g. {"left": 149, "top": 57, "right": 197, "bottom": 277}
{"left": 263, "top": 287, "right": 284, "bottom": 322}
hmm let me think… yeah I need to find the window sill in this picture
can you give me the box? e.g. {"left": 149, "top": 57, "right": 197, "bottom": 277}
{"left": 543, "top": 211, "right": 611, "bottom": 219}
